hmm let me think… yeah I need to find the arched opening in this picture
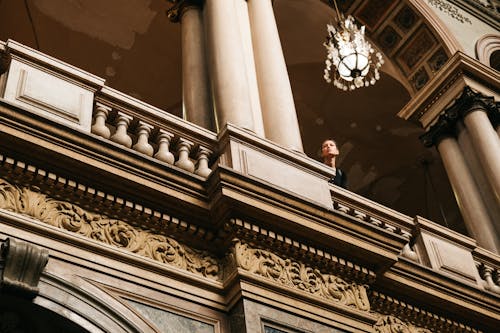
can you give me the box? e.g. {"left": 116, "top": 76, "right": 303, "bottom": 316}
{"left": 475, "top": 33, "right": 500, "bottom": 70}
{"left": 0, "top": 294, "right": 89, "bottom": 333}
{"left": 491, "top": 49, "right": 500, "bottom": 71}
{"left": 274, "top": 0, "right": 464, "bottom": 232}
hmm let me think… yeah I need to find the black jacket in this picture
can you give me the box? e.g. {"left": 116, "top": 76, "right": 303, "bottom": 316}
{"left": 329, "top": 168, "right": 347, "bottom": 189}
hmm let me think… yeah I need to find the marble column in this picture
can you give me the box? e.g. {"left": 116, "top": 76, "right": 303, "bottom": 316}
{"left": 457, "top": 123, "right": 500, "bottom": 237}
{"left": 168, "top": 0, "right": 215, "bottom": 131}
{"left": 421, "top": 111, "right": 500, "bottom": 253}
{"left": 205, "top": 0, "right": 255, "bottom": 131}
{"left": 437, "top": 137, "right": 499, "bottom": 253}
{"left": 234, "top": 0, "right": 265, "bottom": 137}
{"left": 457, "top": 88, "right": 500, "bottom": 204}
{"left": 247, "top": 0, "right": 303, "bottom": 151}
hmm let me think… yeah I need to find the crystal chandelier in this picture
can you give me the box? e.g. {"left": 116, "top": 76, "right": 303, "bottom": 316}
{"left": 323, "top": 0, "right": 384, "bottom": 91}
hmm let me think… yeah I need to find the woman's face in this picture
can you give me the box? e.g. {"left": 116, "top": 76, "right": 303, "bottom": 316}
{"left": 321, "top": 140, "right": 339, "bottom": 158}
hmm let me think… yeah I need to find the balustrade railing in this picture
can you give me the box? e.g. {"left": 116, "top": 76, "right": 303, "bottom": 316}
{"left": 474, "top": 248, "right": 500, "bottom": 294}
{"left": 329, "top": 185, "right": 414, "bottom": 241}
{"left": 91, "top": 88, "right": 217, "bottom": 178}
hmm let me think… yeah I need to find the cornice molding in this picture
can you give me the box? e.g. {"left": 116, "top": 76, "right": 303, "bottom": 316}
{"left": 228, "top": 239, "right": 371, "bottom": 312}
{"left": 0, "top": 177, "right": 223, "bottom": 281}
{"left": 373, "top": 315, "right": 432, "bottom": 333}
{"left": 398, "top": 51, "right": 499, "bottom": 129}
{"left": 419, "top": 86, "right": 499, "bottom": 147}
{"left": 0, "top": 152, "right": 216, "bottom": 244}
{"left": 228, "top": 218, "right": 377, "bottom": 284}
{"left": 370, "top": 291, "right": 482, "bottom": 332}
{"left": 448, "top": 0, "right": 500, "bottom": 30}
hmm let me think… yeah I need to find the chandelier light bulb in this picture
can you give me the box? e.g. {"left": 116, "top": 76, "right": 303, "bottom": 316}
{"left": 323, "top": 15, "right": 384, "bottom": 91}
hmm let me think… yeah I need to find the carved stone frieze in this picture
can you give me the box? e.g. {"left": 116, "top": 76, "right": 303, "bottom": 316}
{"left": 374, "top": 316, "right": 432, "bottom": 333}
{"left": 228, "top": 239, "right": 371, "bottom": 311}
{"left": 0, "top": 238, "right": 48, "bottom": 299}
{"left": 0, "top": 178, "right": 222, "bottom": 280}
{"left": 370, "top": 291, "right": 482, "bottom": 333}
{"left": 427, "top": 0, "right": 472, "bottom": 24}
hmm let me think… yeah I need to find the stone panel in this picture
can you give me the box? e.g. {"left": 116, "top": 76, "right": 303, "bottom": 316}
{"left": 3, "top": 59, "right": 94, "bottom": 131}
{"left": 238, "top": 146, "right": 332, "bottom": 208}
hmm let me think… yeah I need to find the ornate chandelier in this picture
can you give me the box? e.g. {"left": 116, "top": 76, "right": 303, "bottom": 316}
{"left": 323, "top": 0, "right": 384, "bottom": 91}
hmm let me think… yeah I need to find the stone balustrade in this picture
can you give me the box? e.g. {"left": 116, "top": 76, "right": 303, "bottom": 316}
{"left": 474, "top": 248, "right": 500, "bottom": 294}
{"left": 0, "top": 39, "right": 217, "bottom": 179}
{"left": 329, "top": 185, "right": 414, "bottom": 242}
{"left": 90, "top": 95, "right": 217, "bottom": 178}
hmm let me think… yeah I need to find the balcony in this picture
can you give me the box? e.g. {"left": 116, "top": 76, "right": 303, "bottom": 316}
{"left": 0, "top": 40, "right": 499, "bottom": 332}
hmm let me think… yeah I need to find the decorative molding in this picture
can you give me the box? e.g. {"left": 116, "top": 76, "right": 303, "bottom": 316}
{"left": 228, "top": 218, "right": 377, "bottom": 284}
{"left": 228, "top": 239, "right": 371, "bottom": 311}
{"left": 0, "top": 238, "right": 49, "bottom": 299}
{"left": 427, "top": 0, "right": 473, "bottom": 24}
{"left": 370, "top": 291, "right": 482, "bottom": 332}
{"left": 0, "top": 152, "right": 217, "bottom": 244}
{"left": 448, "top": 0, "right": 500, "bottom": 29}
{"left": 419, "top": 86, "right": 498, "bottom": 147}
{"left": 374, "top": 316, "right": 432, "bottom": 333}
{"left": 475, "top": 34, "right": 500, "bottom": 66}
{"left": 0, "top": 178, "right": 222, "bottom": 281}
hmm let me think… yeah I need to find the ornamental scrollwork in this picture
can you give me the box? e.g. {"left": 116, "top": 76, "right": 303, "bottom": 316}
{"left": 0, "top": 178, "right": 221, "bottom": 280}
{"left": 229, "top": 240, "right": 370, "bottom": 311}
{"left": 427, "top": 0, "right": 472, "bottom": 24}
{"left": 373, "top": 316, "right": 432, "bottom": 333}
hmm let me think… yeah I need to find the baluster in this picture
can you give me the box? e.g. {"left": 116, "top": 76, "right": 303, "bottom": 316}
{"left": 483, "top": 266, "right": 500, "bottom": 293}
{"left": 91, "top": 103, "right": 111, "bottom": 138}
{"left": 174, "top": 138, "right": 195, "bottom": 173}
{"left": 154, "top": 130, "right": 175, "bottom": 164}
{"left": 110, "top": 112, "right": 133, "bottom": 148}
{"left": 132, "top": 121, "right": 154, "bottom": 156}
{"left": 195, "top": 146, "right": 212, "bottom": 177}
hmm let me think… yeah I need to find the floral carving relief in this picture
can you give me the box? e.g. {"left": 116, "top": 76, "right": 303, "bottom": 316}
{"left": 374, "top": 316, "right": 432, "bottom": 333}
{"left": 230, "top": 240, "right": 370, "bottom": 311}
{"left": 0, "top": 179, "right": 221, "bottom": 280}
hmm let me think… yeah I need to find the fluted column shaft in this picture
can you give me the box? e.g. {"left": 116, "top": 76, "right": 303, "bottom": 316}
{"left": 463, "top": 108, "right": 500, "bottom": 203}
{"left": 247, "top": 0, "right": 303, "bottom": 151}
{"left": 437, "top": 136, "right": 500, "bottom": 253}
{"left": 180, "top": 3, "right": 215, "bottom": 131}
{"left": 205, "top": 0, "right": 254, "bottom": 131}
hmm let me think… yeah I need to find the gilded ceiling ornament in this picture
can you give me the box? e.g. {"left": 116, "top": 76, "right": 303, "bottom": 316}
{"left": 229, "top": 240, "right": 370, "bottom": 311}
{"left": 0, "top": 178, "right": 221, "bottom": 280}
{"left": 374, "top": 316, "right": 433, "bottom": 333}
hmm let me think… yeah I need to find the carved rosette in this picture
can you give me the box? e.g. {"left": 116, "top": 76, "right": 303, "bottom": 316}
{"left": 374, "top": 316, "right": 432, "bottom": 333}
{"left": 229, "top": 240, "right": 370, "bottom": 311}
{"left": 0, "top": 178, "right": 221, "bottom": 280}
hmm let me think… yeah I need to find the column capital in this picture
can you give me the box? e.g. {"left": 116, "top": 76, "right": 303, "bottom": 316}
{"left": 166, "top": 0, "right": 203, "bottom": 23}
{"left": 452, "top": 86, "right": 498, "bottom": 122}
{"left": 419, "top": 86, "right": 499, "bottom": 147}
{"left": 419, "top": 107, "right": 459, "bottom": 148}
